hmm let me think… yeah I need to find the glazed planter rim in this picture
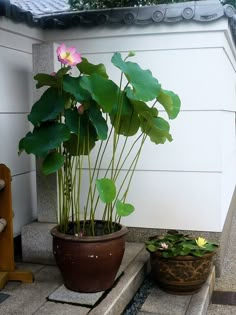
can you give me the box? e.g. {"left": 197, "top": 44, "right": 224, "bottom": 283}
{"left": 150, "top": 249, "right": 217, "bottom": 261}
{"left": 51, "top": 221, "right": 128, "bottom": 243}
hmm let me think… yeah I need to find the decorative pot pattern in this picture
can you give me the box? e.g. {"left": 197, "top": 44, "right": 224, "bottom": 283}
{"left": 51, "top": 222, "right": 128, "bottom": 293}
{"left": 150, "top": 251, "right": 216, "bottom": 295}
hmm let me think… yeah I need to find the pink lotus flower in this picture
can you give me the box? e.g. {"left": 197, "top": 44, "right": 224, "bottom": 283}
{"left": 57, "top": 43, "right": 82, "bottom": 66}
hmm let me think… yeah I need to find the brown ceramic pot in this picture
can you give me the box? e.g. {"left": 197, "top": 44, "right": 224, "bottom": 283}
{"left": 51, "top": 222, "right": 128, "bottom": 293}
{"left": 150, "top": 251, "right": 216, "bottom": 295}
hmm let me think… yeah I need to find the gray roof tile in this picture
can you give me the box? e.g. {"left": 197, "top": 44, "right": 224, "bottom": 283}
{"left": 0, "top": 0, "right": 236, "bottom": 36}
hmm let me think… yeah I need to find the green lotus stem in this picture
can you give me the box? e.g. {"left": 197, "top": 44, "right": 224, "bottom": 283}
{"left": 112, "top": 133, "right": 147, "bottom": 222}
{"left": 113, "top": 132, "right": 144, "bottom": 182}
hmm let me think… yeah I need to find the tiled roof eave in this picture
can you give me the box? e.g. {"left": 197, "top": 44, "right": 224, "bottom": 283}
{"left": 1, "top": 0, "right": 236, "bottom": 30}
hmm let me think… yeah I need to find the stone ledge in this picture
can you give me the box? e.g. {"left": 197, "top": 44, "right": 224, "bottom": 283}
{"left": 138, "top": 267, "right": 215, "bottom": 315}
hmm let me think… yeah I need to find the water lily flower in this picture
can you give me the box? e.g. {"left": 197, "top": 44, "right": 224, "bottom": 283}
{"left": 159, "top": 242, "right": 168, "bottom": 250}
{"left": 57, "top": 43, "right": 82, "bottom": 66}
{"left": 196, "top": 237, "right": 207, "bottom": 248}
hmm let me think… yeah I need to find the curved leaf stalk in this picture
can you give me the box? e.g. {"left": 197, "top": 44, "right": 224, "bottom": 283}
{"left": 113, "top": 134, "right": 147, "bottom": 223}
{"left": 113, "top": 132, "right": 143, "bottom": 182}
{"left": 86, "top": 128, "right": 96, "bottom": 235}
{"left": 111, "top": 77, "right": 127, "bottom": 179}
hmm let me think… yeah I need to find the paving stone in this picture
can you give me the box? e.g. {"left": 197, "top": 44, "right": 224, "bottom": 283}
{"left": 48, "top": 285, "right": 104, "bottom": 306}
{"left": 139, "top": 287, "right": 191, "bottom": 315}
{"left": 207, "top": 304, "right": 236, "bottom": 315}
{"left": 0, "top": 266, "right": 62, "bottom": 315}
{"left": 34, "top": 301, "right": 89, "bottom": 315}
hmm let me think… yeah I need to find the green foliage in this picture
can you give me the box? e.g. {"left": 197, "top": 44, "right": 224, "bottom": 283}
{"left": 68, "top": 0, "right": 194, "bottom": 10}
{"left": 19, "top": 48, "right": 181, "bottom": 236}
{"left": 146, "top": 230, "right": 219, "bottom": 257}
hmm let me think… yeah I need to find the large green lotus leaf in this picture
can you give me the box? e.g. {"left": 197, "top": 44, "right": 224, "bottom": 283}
{"left": 65, "top": 108, "right": 82, "bottom": 135}
{"left": 140, "top": 112, "right": 172, "bottom": 144}
{"left": 110, "top": 93, "right": 133, "bottom": 117}
{"left": 56, "top": 66, "right": 71, "bottom": 78}
{"left": 157, "top": 89, "right": 181, "bottom": 119}
{"left": 63, "top": 132, "right": 96, "bottom": 156}
{"left": 65, "top": 108, "right": 98, "bottom": 141}
{"left": 63, "top": 75, "right": 91, "bottom": 102}
{"left": 96, "top": 178, "right": 116, "bottom": 203}
{"left": 34, "top": 73, "right": 58, "bottom": 89}
{"left": 129, "top": 99, "right": 158, "bottom": 117}
{"left": 77, "top": 57, "right": 108, "bottom": 78}
{"left": 28, "top": 88, "right": 65, "bottom": 126}
{"left": 88, "top": 105, "right": 108, "bottom": 140}
{"left": 42, "top": 151, "right": 65, "bottom": 175}
{"left": 80, "top": 74, "right": 119, "bottom": 113}
{"left": 110, "top": 113, "right": 140, "bottom": 137}
{"left": 116, "top": 200, "right": 135, "bottom": 217}
{"left": 111, "top": 52, "right": 161, "bottom": 101}
{"left": 19, "top": 123, "right": 70, "bottom": 157}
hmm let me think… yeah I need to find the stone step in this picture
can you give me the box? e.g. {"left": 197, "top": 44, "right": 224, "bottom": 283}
{"left": 138, "top": 267, "right": 215, "bottom": 315}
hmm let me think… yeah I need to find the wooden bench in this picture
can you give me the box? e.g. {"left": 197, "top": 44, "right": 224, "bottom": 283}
{"left": 0, "top": 164, "right": 33, "bottom": 289}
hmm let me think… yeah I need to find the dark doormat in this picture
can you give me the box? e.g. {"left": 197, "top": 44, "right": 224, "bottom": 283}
{"left": 0, "top": 293, "right": 10, "bottom": 304}
{"left": 212, "top": 291, "right": 236, "bottom": 306}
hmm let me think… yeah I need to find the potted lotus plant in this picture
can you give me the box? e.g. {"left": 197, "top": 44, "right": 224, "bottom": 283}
{"left": 146, "top": 230, "right": 219, "bottom": 294}
{"left": 19, "top": 43, "right": 180, "bottom": 292}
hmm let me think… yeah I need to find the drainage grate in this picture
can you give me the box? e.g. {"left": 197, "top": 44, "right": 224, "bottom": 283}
{"left": 0, "top": 293, "right": 10, "bottom": 304}
{"left": 212, "top": 291, "right": 236, "bottom": 306}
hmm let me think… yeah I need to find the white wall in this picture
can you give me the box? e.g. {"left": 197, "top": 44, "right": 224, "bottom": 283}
{"left": 0, "top": 17, "right": 44, "bottom": 236}
{"left": 45, "top": 18, "right": 236, "bottom": 232}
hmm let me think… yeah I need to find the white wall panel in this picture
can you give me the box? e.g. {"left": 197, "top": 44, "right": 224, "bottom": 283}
{"left": 0, "top": 113, "right": 35, "bottom": 175}
{"left": 0, "top": 21, "right": 43, "bottom": 234}
{"left": 88, "top": 111, "right": 222, "bottom": 172}
{"left": 122, "top": 171, "right": 221, "bottom": 232}
{"left": 0, "top": 47, "right": 33, "bottom": 113}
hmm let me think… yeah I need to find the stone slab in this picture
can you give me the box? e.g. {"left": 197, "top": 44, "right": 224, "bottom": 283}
{"left": 34, "top": 302, "right": 89, "bottom": 315}
{"left": 48, "top": 285, "right": 104, "bottom": 306}
{"left": 138, "top": 268, "right": 215, "bottom": 315}
{"left": 21, "top": 222, "right": 56, "bottom": 264}
{"left": 139, "top": 287, "right": 191, "bottom": 315}
{"left": 48, "top": 242, "right": 144, "bottom": 306}
{"left": 0, "top": 266, "right": 63, "bottom": 314}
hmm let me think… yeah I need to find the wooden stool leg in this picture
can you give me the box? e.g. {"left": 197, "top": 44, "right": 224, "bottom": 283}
{"left": 0, "top": 272, "right": 8, "bottom": 289}
{"left": 8, "top": 270, "right": 34, "bottom": 283}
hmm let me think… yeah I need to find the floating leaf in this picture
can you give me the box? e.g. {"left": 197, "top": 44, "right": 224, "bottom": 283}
{"left": 96, "top": 178, "right": 116, "bottom": 203}
{"left": 116, "top": 200, "right": 135, "bottom": 216}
